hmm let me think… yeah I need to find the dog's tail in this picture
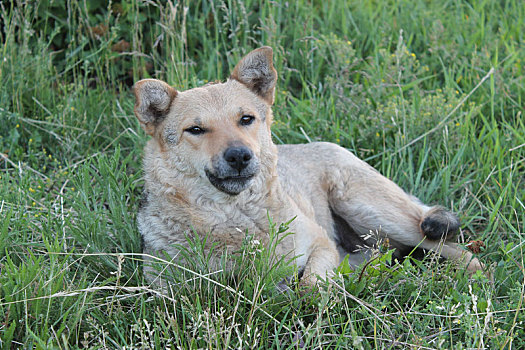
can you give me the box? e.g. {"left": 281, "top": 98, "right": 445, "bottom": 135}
{"left": 420, "top": 206, "right": 460, "bottom": 240}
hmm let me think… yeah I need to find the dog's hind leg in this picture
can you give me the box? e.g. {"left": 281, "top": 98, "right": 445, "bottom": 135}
{"left": 317, "top": 142, "right": 483, "bottom": 273}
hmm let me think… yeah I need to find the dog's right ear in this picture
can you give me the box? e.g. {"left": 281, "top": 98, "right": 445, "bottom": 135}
{"left": 133, "top": 79, "right": 177, "bottom": 135}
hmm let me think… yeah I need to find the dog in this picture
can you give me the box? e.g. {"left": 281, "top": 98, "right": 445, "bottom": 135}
{"left": 133, "top": 46, "right": 483, "bottom": 287}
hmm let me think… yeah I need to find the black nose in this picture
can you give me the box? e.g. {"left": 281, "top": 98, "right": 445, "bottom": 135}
{"left": 224, "top": 146, "right": 253, "bottom": 172}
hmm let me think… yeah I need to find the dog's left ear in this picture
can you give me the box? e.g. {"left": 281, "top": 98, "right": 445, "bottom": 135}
{"left": 230, "top": 46, "right": 277, "bottom": 105}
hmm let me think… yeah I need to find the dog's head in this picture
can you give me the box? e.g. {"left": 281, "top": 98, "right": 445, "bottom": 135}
{"left": 133, "top": 47, "right": 277, "bottom": 195}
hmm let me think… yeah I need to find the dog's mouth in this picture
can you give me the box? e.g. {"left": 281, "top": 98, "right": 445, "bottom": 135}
{"left": 205, "top": 169, "right": 256, "bottom": 195}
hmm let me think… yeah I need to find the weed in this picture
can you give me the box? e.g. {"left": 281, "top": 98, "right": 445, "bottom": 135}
{"left": 1, "top": 0, "right": 524, "bottom": 348}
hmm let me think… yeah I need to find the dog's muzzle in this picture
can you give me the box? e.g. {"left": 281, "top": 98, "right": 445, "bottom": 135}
{"left": 205, "top": 145, "right": 259, "bottom": 195}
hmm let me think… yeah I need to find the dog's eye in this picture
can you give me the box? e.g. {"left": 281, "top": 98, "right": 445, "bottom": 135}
{"left": 185, "top": 126, "right": 206, "bottom": 135}
{"left": 240, "top": 115, "right": 255, "bottom": 126}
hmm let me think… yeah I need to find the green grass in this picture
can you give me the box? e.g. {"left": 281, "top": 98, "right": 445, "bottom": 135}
{"left": 1, "top": 0, "right": 524, "bottom": 348}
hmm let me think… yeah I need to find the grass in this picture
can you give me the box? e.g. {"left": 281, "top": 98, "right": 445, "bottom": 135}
{"left": 0, "top": 0, "right": 524, "bottom": 348}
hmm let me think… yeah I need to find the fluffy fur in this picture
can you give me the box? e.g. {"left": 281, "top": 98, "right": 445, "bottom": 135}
{"left": 133, "top": 47, "right": 484, "bottom": 287}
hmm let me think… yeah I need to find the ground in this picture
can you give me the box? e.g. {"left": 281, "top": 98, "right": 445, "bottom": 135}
{"left": 0, "top": 0, "right": 524, "bottom": 348}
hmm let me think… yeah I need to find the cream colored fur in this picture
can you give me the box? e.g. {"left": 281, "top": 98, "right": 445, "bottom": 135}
{"left": 133, "top": 47, "right": 483, "bottom": 287}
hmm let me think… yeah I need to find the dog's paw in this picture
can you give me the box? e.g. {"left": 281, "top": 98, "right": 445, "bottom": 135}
{"left": 421, "top": 207, "right": 460, "bottom": 240}
{"left": 465, "top": 257, "right": 494, "bottom": 282}
{"left": 466, "top": 257, "right": 484, "bottom": 273}
{"left": 296, "top": 277, "right": 321, "bottom": 297}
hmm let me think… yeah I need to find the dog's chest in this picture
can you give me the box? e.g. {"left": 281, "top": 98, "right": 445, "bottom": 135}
{"left": 196, "top": 196, "right": 268, "bottom": 232}
{"left": 166, "top": 193, "right": 273, "bottom": 247}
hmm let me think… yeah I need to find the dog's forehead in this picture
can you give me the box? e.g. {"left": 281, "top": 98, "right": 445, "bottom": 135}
{"left": 171, "top": 81, "right": 266, "bottom": 123}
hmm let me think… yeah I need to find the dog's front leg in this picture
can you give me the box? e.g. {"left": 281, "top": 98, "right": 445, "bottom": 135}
{"left": 289, "top": 215, "right": 340, "bottom": 287}
{"left": 301, "top": 236, "right": 340, "bottom": 287}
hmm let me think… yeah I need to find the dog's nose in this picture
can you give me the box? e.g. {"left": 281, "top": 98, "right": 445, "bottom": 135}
{"left": 224, "top": 146, "right": 253, "bottom": 172}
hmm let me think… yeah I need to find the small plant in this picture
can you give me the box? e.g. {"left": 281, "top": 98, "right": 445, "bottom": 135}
{"left": 0, "top": 0, "right": 523, "bottom": 348}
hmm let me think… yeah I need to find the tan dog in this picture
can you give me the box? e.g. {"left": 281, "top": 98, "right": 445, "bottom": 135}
{"left": 133, "top": 47, "right": 483, "bottom": 287}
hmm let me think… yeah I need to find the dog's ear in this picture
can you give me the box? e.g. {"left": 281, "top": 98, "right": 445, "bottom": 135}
{"left": 230, "top": 46, "right": 277, "bottom": 105}
{"left": 133, "top": 79, "right": 177, "bottom": 135}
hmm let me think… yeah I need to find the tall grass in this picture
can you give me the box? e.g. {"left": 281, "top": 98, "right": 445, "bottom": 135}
{"left": 1, "top": 0, "right": 524, "bottom": 348}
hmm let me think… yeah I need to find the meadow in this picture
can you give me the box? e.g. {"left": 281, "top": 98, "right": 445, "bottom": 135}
{"left": 0, "top": 0, "right": 524, "bottom": 348}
